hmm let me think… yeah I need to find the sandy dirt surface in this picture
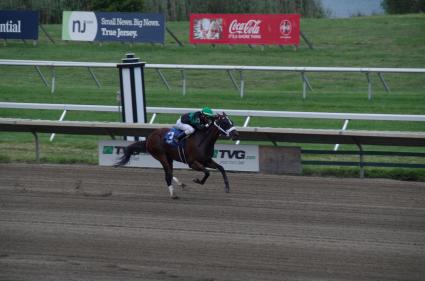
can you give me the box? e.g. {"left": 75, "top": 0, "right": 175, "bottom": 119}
{"left": 0, "top": 163, "right": 424, "bottom": 281}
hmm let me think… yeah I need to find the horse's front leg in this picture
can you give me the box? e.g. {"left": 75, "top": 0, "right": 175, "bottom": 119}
{"left": 189, "top": 161, "right": 210, "bottom": 185}
{"left": 205, "top": 159, "right": 230, "bottom": 193}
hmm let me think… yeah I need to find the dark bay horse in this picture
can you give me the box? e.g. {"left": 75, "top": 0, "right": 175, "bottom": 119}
{"left": 116, "top": 113, "right": 239, "bottom": 199}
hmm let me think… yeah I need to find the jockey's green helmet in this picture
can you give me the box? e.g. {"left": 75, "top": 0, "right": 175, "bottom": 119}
{"left": 201, "top": 107, "right": 214, "bottom": 117}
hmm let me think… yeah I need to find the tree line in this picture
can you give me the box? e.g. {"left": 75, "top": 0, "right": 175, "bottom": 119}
{"left": 1, "top": 0, "right": 325, "bottom": 23}
{"left": 1, "top": 0, "right": 424, "bottom": 24}
{"left": 381, "top": 0, "right": 425, "bottom": 14}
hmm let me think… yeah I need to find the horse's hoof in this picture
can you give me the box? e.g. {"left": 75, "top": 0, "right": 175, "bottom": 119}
{"left": 171, "top": 195, "right": 180, "bottom": 200}
{"left": 180, "top": 183, "right": 186, "bottom": 189}
{"left": 193, "top": 178, "right": 202, "bottom": 184}
{"left": 225, "top": 187, "right": 230, "bottom": 193}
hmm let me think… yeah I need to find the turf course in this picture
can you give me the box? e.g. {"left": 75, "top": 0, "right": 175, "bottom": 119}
{"left": 0, "top": 14, "right": 424, "bottom": 179}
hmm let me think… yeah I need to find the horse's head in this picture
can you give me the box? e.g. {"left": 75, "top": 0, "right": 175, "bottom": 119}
{"left": 213, "top": 113, "right": 240, "bottom": 141}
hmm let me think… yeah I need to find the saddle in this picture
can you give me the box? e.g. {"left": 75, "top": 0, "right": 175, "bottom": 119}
{"left": 164, "top": 128, "right": 188, "bottom": 163}
{"left": 164, "top": 127, "right": 186, "bottom": 147}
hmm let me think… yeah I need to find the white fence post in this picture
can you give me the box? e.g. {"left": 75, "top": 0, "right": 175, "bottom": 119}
{"left": 50, "top": 66, "right": 56, "bottom": 94}
{"left": 334, "top": 119, "right": 350, "bottom": 151}
{"left": 236, "top": 115, "right": 251, "bottom": 145}
{"left": 366, "top": 72, "right": 372, "bottom": 100}
{"left": 239, "top": 70, "right": 244, "bottom": 98}
{"left": 49, "top": 109, "right": 67, "bottom": 142}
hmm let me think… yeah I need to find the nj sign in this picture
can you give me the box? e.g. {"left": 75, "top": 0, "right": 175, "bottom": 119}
{"left": 62, "top": 11, "right": 165, "bottom": 43}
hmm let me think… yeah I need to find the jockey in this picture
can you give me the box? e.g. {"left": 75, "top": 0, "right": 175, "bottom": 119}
{"left": 174, "top": 107, "right": 215, "bottom": 142}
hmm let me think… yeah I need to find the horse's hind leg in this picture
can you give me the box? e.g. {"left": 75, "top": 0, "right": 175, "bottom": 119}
{"left": 173, "top": 176, "right": 186, "bottom": 189}
{"left": 205, "top": 159, "right": 230, "bottom": 193}
{"left": 189, "top": 161, "right": 210, "bottom": 185}
{"left": 158, "top": 156, "right": 179, "bottom": 199}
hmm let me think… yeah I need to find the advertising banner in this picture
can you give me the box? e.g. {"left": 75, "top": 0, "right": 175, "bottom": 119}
{"left": 62, "top": 11, "right": 165, "bottom": 43}
{"left": 99, "top": 140, "right": 259, "bottom": 172}
{"left": 190, "top": 13, "right": 300, "bottom": 45}
{"left": 0, "top": 10, "right": 38, "bottom": 40}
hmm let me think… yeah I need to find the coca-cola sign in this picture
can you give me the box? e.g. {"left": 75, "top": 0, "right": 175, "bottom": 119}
{"left": 229, "top": 20, "right": 261, "bottom": 34}
{"left": 190, "top": 14, "right": 299, "bottom": 45}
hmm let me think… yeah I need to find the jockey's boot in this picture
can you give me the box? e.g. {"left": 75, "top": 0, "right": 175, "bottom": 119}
{"left": 174, "top": 132, "right": 187, "bottom": 143}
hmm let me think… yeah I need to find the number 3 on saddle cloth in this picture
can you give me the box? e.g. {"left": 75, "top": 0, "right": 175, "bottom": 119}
{"left": 164, "top": 127, "right": 186, "bottom": 147}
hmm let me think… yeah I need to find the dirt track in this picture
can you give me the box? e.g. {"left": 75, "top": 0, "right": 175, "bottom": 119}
{"left": 0, "top": 163, "right": 424, "bottom": 281}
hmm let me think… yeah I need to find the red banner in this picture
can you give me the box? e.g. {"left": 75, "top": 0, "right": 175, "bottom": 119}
{"left": 190, "top": 14, "right": 300, "bottom": 45}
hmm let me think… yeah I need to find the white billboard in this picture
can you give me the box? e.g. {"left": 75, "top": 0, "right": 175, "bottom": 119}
{"left": 99, "top": 140, "right": 259, "bottom": 172}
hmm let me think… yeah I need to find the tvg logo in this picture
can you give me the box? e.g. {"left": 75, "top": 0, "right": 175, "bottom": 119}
{"left": 214, "top": 149, "right": 246, "bottom": 159}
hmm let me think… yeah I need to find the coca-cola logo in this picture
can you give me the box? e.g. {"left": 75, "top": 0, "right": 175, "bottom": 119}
{"left": 229, "top": 20, "right": 261, "bottom": 34}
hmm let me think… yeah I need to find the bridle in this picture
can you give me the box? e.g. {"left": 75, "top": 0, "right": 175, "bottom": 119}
{"left": 213, "top": 116, "right": 236, "bottom": 137}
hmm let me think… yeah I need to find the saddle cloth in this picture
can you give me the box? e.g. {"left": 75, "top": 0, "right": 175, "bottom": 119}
{"left": 164, "top": 127, "right": 185, "bottom": 146}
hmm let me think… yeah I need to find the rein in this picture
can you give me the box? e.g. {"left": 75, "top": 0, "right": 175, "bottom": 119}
{"left": 196, "top": 115, "right": 235, "bottom": 148}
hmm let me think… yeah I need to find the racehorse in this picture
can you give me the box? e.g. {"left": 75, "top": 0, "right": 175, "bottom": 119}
{"left": 115, "top": 113, "right": 240, "bottom": 199}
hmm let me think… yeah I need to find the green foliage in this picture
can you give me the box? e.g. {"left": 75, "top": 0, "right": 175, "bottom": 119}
{"left": 303, "top": 167, "right": 425, "bottom": 181}
{"left": 0, "top": 0, "right": 324, "bottom": 23}
{"left": 382, "top": 0, "right": 425, "bottom": 14}
{"left": 89, "top": 0, "right": 144, "bottom": 12}
{"left": 142, "top": 0, "right": 325, "bottom": 20}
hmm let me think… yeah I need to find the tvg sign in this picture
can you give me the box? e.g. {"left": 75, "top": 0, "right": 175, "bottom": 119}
{"left": 213, "top": 149, "right": 246, "bottom": 159}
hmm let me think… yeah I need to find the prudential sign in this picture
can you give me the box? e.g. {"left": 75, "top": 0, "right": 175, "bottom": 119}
{"left": 62, "top": 11, "right": 165, "bottom": 43}
{"left": 0, "top": 11, "right": 39, "bottom": 40}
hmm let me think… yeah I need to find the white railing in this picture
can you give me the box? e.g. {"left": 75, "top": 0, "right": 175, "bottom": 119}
{"left": 2, "top": 102, "right": 424, "bottom": 122}
{"left": 1, "top": 101, "right": 424, "bottom": 149}
{"left": 2, "top": 117, "right": 424, "bottom": 176}
{"left": 1, "top": 59, "right": 424, "bottom": 99}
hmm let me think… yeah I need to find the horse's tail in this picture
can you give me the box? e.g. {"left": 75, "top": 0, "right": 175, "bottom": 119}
{"left": 115, "top": 141, "right": 147, "bottom": 166}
